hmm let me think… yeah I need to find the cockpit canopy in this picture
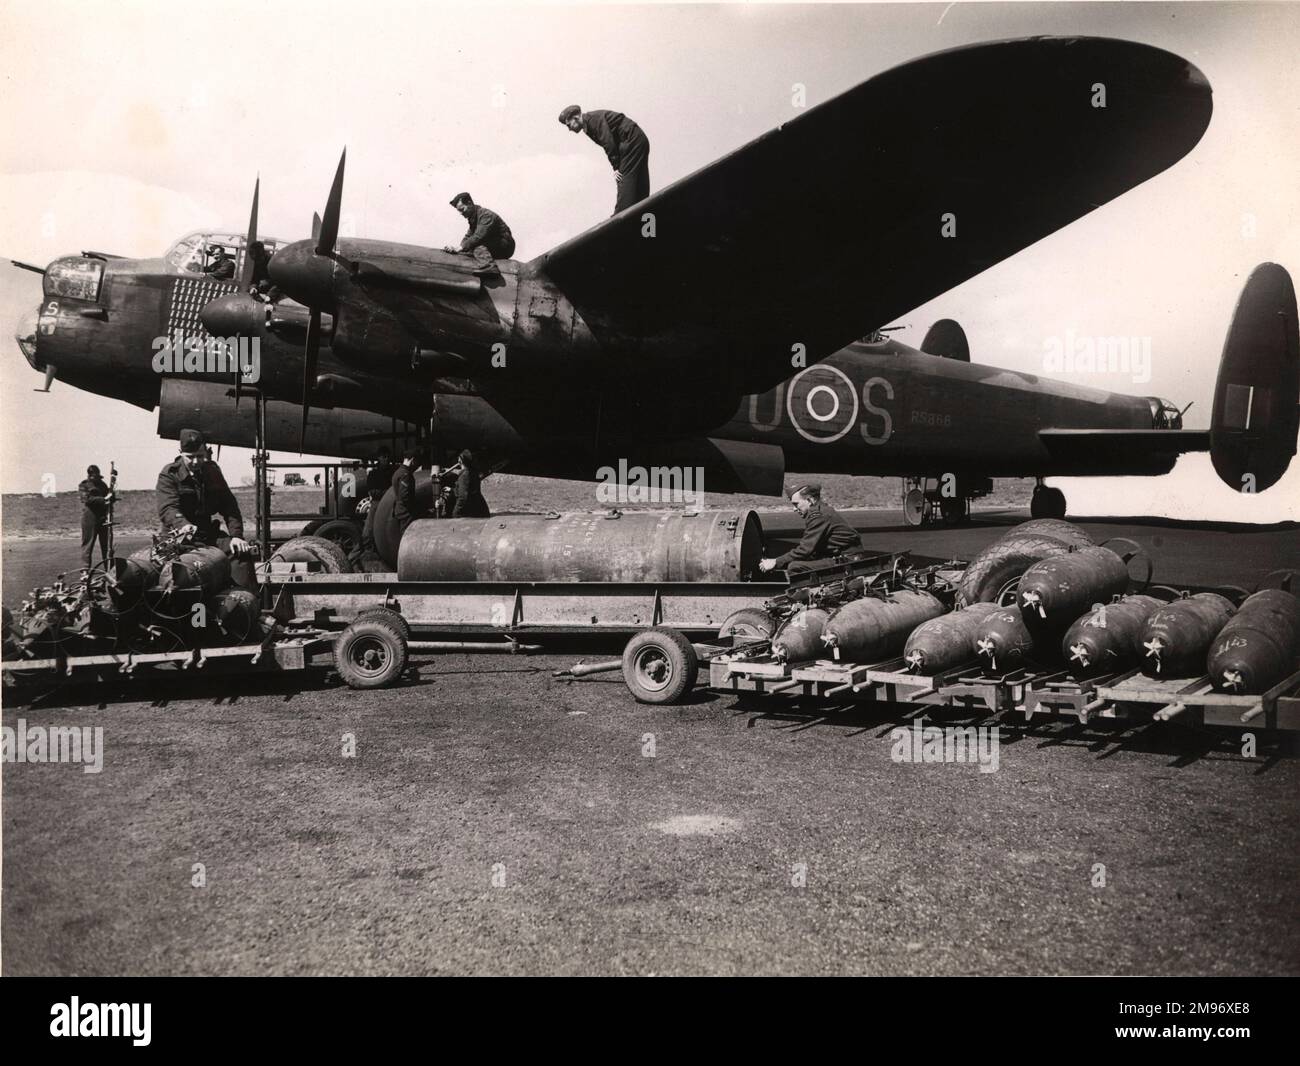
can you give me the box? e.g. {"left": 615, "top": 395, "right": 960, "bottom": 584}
{"left": 162, "top": 231, "right": 289, "bottom": 278}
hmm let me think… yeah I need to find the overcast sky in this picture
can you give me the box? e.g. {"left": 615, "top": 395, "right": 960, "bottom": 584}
{"left": 1, "top": 1, "right": 1298, "bottom": 522}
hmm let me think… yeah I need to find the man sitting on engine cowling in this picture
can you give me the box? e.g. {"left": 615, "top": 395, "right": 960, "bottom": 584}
{"left": 155, "top": 428, "right": 254, "bottom": 589}
{"left": 758, "top": 483, "right": 862, "bottom": 578}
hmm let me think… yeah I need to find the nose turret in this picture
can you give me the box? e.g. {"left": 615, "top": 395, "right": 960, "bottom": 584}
{"left": 15, "top": 305, "right": 41, "bottom": 370}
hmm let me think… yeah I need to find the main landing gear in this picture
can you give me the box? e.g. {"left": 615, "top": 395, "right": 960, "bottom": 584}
{"left": 900, "top": 475, "right": 992, "bottom": 528}
{"left": 1030, "top": 479, "right": 1068, "bottom": 519}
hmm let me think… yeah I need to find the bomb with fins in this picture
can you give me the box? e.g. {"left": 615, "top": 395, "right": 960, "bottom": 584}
{"left": 820, "top": 590, "right": 945, "bottom": 663}
{"left": 771, "top": 607, "right": 834, "bottom": 664}
{"left": 1062, "top": 594, "right": 1163, "bottom": 676}
{"left": 1140, "top": 593, "right": 1236, "bottom": 678}
{"left": 903, "top": 602, "right": 1000, "bottom": 674}
{"left": 1018, "top": 546, "right": 1131, "bottom": 632}
{"left": 973, "top": 608, "right": 1037, "bottom": 672}
{"left": 1207, "top": 589, "right": 1300, "bottom": 693}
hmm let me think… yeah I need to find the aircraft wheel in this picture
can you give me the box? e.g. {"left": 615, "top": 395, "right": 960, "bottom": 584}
{"left": 335, "top": 615, "right": 408, "bottom": 689}
{"left": 270, "top": 535, "right": 352, "bottom": 573}
{"left": 717, "top": 608, "right": 776, "bottom": 641}
{"left": 1030, "top": 486, "right": 1067, "bottom": 519}
{"left": 313, "top": 519, "right": 362, "bottom": 557}
{"left": 903, "top": 488, "right": 928, "bottom": 527}
{"left": 622, "top": 627, "right": 698, "bottom": 705}
{"left": 939, "top": 496, "right": 966, "bottom": 526}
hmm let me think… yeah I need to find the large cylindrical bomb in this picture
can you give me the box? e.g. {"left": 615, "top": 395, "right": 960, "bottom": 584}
{"left": 903, "top": 602, "right": 1000, "bottom": 674}
{"left": 820, "top": 590, "right": 946, "bottom": 663}
{"left": 1010, "top": 519, "right": 1095, "bottom": 547}
{"left": 771, "top": 607, "right": 833, "bottom": 664}
{"left": 1206, "top": 589, "right": 1300, "bottom": 693}
{"left": 156, "top": 546, "right": 231, "bottom": 598}
{"left": 957, "top": 534, "right": 1081, "bottom": 606}
{"left": 207, "top": 588, "right": 265, "bottom": 644}
{"left": 397, "top": 510, "right": 762, "bottom": 583}
{"left": 1062, "top": 594, "right": 1163, "bottom": 676}
{"left": 1140, "top": 593, "right": 1236, "bottom": 678}
{"left": 1018, "top": 546, "right": 1130, "bottom": 632}
{"left": 973, "top": 608, "right": 1037, "bottom": 672}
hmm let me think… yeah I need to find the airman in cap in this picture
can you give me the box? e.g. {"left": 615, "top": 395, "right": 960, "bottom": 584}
{"left": 758, "top": 482, "right": 862, "bottom": 576}
{"left": 156, "top": 428, "right": 254, "bottom": 586}
{"left": 559, "top": 104, "right": 651, "bottom": 215}
{"left": 78, "top": 463, "right": 113, "bottom": 567}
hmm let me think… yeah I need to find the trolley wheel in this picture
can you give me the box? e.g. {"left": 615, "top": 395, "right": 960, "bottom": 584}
{"left": 717, "top": 607, "right": 776, "bottom": 640}
{"left": 313, "top": 518, "right": 363, "bottom": 556}
{"left": 355, "top": 606, "right": 412, "bottom": 643}
{"left": 270, "top": 535, "right": 352, "bottom": 573}
{"left": 335, "top": 615, "right": 408, "bottom": 689}
{"left": 621, "top": 626, "right": 699, "bottom": 705}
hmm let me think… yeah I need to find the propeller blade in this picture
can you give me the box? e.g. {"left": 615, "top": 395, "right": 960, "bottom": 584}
{"left": 235, "top": 176, "right": 260, "bottom": 409}
{"left": 33, "top": 364, "right": 56, "bottom": 392}
{"left": 237, "top": 177, "right": 260, "bottom": 291}
{"left": 316, "top": 149, "right": 346, "bottom": 256}
{"left": 300, "top": 308, "right": 321, "bottom": 453}
{"left": 312, "top": 213, "right": 322, "bottom": 242}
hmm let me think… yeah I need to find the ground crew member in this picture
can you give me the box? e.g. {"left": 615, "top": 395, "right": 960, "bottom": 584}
{"left": 444, "top": 193, "right": 516, "bottom": 274}
{"left": 452, "top": 449, "right": 490, "bottom": 518}
{"left": 758, "top": 484, "right": 862, "bottom": 577}
{"left": 359, "top": 447, "right": 397, "bottom": 551}
{"left": 78, "top": 464, "right": 113, "bottom": 568}
{"left": 559, "top": 105, "right": 651, "bottom": 214}
{"left": 203, "top": 244, "right": 236, "bottom": 281}
{"left": 391, "top": 447, "right": 428, "bottom": 535}
{"left": 156, "top": 428, "right": 253, "bottom": 587}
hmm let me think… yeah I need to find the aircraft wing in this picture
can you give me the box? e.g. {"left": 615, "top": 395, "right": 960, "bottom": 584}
{"left": 533, "top": 36, "right": 1211, "bottom": 395}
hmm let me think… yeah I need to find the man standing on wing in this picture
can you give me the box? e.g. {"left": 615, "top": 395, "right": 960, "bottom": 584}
{"left": 559, "top": 105, "right": 651, "bottom": 215}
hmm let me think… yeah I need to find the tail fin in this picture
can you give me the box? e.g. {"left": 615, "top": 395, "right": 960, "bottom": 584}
{"left": 1211, "top": 263, "right": 1299, "bottom": 492}
{"left": 920, "top": 318, "right": 970, "bottom": 362}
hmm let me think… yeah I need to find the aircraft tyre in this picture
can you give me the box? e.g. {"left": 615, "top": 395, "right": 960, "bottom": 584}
{"left": 270, "top": 535, "right": 352, "bottom": 573}
{"left": 1030, "top": 486, "right": 1067, "bottom": 519}
{"left": 717, "top": 608, "right": 776, "bottom": 640}
{"left": 903, "top": 488, "right": 928, "bottom": 527}
{"left": 940, "top": 497, "right": 966, "bottom": 525}
{"left": 313, "top": 519, "right": 363, "bottom": 556}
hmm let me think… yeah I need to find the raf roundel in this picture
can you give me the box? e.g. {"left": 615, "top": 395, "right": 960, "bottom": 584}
{"left": 785, "top": 364, "right": 860, "bottom": 444}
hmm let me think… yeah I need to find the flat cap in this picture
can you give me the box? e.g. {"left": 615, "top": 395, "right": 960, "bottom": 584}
{"left": 178, "top": 428, "right": 207, "bottom": 454}
{"left": 789, "top": 482, "right": 821, "bottom": 498}
{"left": 449, "top": 191, "right": 473, "bottom": 207}
{"left": 558, "top": 104, "right": 581, "bottom": 124}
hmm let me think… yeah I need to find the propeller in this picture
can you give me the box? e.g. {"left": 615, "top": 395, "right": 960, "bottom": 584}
{"left": 298, "top": 149, "right": 345, "bottom": 452}
{"left": 234, "top": 177, "right": 259, "bottom": 407}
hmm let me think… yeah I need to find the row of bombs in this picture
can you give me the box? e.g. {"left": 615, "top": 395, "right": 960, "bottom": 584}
{"left": 762, "top": 521, "right": 1299, "bottom": 695}
{"left": 3, "top": 540, "right": 265, "bottom": 661}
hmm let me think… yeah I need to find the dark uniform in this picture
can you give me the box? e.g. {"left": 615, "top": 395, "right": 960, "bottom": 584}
{"left": 773, "top": 502, "right": 862, "bottom": 576}
{"left": 457, "top": 204, "right": 516, "bottom": 270}
{"left": 391, "top": 465, "right": 422, "bottom": 534}
{"left": 156, "top": 430, "right": 252, "bottom": 588}
{"left": 452, "top": 463, "right": 490, "bottom": 519}
{"left": 359, "top": 458, "right": 397, "bottom": 551}
{"left": 203, "top": 249, "right": 235, "bottom": 281}
{"left": 78, "top": 470, "right": 111, "bottom": 568}
{"left": 582, "top": 109, "right": 651, "bottom": 214}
